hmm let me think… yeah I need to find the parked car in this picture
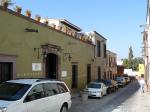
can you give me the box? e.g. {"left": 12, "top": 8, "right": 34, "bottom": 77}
{"left": 115, "top": 76, "right": 126, "bottom": 87}
{"left": 0, "top": 79, "right": 71, "bottom": 112}
{"left": 102, "top": 80, "right": 113, "bottom": 94}
{"left": 111, "top": 80, "right": 118, "bottom": 91}
{"left": 124, "top": 76, "right": 130, "bottom": 85}
{"left": 129, "top": 76, "right": 136, "bottom": 82}
{"left": 85, "top": 82, "right": 108, "bottom": 98}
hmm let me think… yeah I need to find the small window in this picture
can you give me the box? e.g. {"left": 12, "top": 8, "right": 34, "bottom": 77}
{"left": 97, "top": 40, "right": 101, "bottom": 57}
{"left": 57, "top": 83, "right": 68, "bottom": 93}
{"left": 43, "top": 83, "right": 59, "bottom": 97}
{"left": 25, "top": 84, "right": 44, "bottom": 102}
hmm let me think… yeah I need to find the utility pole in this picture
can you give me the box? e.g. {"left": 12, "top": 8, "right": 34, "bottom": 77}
{"left": 143, "top": 0, "right": 150, "bottom": 93}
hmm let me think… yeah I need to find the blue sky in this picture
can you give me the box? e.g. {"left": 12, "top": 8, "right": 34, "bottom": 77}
{"left": 10, "top": 0, "right": 147, "bottom": 59}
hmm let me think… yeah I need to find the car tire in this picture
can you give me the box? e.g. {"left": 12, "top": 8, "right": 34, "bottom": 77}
{"left": 60, "top": 104, "right": 68, "bottom": 112}
{"left": 104, "top": 90, "right": 107, "bottom": 96}
{"left": 101, "top": 92, "right": 103, "bottom": 98}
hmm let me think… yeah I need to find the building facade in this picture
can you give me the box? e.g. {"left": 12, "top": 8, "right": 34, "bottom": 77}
{"left": 0, "top": 4, "right": 117, "bottom": 92}
{"left": 40, "top": 18, "right": 82, "bottom": 38}
{"left": 106, "top": 50, "right": 117, "bottom": 80}
{"left": 0, "top": 6, "right": 95, "bottom": 91}
{"left": 86, "top": 31, "right": 107, "bottom": 81}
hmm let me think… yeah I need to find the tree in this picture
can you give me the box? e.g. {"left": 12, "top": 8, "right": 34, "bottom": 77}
{"left": 128, "top": 46, "right": 134, "bottom": 69}
{"left": 132, "top": 57, "right": 144, "bottom": 71}
{"left": 122, "top": 46, "right": 145, "bottom": 71}
{"left": 123, "top": 58, "right": 128, "bottom": 67}
{"left": 123, "top": 57, "right": 144, "bottom": 70}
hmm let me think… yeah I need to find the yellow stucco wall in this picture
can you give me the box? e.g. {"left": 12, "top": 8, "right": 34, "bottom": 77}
{"left": 139, "top": 64, "right": 145, "bottom": 75}
{"left": 0, "top": 7, "right": 95, "bottom": 90}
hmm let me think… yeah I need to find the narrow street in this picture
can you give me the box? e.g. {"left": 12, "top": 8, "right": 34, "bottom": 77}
{"left": 69, "top": 81, "right": 150, "bottom": 112}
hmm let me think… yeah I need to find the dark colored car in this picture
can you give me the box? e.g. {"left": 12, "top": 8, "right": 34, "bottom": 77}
{"left": 115, "top": 77, "right": 126, "bottom": 87}
{"left": 124, "top": 76, "right": 130, "bottom": 85}
{"left": 102, "top": 80, "right": 114, "bottom": 94}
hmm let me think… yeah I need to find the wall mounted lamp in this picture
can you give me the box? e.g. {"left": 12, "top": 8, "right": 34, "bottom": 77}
{"left": 34, "top": 47, "right": 48, "bottom": 59}
{"left": 63, "top": 53, "right": 72, "bottom": 61}
{"left": 34, "top": 47, "right": 41, "bottom": 59}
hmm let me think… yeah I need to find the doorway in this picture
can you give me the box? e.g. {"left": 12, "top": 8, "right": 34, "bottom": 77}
{"left": 45, "top": 53, "right": 58, "bottom": 79}
{"left": 0, "top": 62, "right": 12, "bottom": 83}
{"left": 87, "top": 64, "right": 91, "bottom": 84}
{"left": 98, "top": 66, "right": 101, "bottom": 81}
{"left": 72, "top": 65, "right": 78, "bottom": 88}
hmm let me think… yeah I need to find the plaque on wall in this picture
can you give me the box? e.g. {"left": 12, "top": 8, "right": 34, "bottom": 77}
{"left": 61, "top": 71, "right": 67, "bottom": 77}
{"left": 32, "top": 63, "right": 42, "bottom": 71}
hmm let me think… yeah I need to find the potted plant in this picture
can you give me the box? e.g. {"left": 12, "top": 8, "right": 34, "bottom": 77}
{"left": 57, "top": 26, "right": 62, "bottom": 30}
{"left": 44, "top": 19, "right": 49, "bottom": 25}
{"left": 25, "top": 10, "right": 31, "bottom": 17}
{"left": 3, "top": 2, "right": 8, "bottom": 9}
{"left": 35, "top": 15, "right": 41, "bottom": 22}
{"left": 51, "top": 24, "right": 56, "bottom": 29}
{"left": 15, "top": 6, "right": 22, "bottom": 14}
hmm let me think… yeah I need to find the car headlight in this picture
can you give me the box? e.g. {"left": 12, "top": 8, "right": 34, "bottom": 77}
{"left": 0, "top": 107, "right": 7, "bottom": 112}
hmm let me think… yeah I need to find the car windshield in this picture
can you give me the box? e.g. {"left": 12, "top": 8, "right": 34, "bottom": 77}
{"left": 115, "top": 77, "right": 123, "bottom": 81}
{"left": 0, "top": 82, "right": 31, "bottom": 101}
{"left": 88, "top": 83, "right": 101, "bottom": 88}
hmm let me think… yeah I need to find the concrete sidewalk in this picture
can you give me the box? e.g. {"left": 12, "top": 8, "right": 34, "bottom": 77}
{"left": 135, "top": 91, "right": 150, "bottom": 112}
{"left": 111, "top": 90, "right": 150, "bottom": 112}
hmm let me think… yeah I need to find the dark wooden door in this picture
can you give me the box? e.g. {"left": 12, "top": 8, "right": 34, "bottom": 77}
{"left": 72, "top": 65, "right": 78, "bottom": 88}
{"left": 46, "top": 53, "right": 58, "bottom": 79}
{"left": 0, "top": 62, "right": 12, "bottom": 83}
{"left": 98, "top": 66, "right": 101, "bottom": 81}
{"left": 87, "top": 64, "right": 91, "bottom": 84}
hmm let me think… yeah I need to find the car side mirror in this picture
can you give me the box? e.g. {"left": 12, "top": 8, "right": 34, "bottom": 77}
{"left": 24, "top": 95, "right": 35, "bottom": 103}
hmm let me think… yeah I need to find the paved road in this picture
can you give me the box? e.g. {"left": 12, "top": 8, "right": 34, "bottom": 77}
{"left": 69, "top": 81, "right": 142, "bottom": 112}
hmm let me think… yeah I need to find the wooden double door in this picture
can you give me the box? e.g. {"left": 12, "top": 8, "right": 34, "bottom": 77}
{"left": 0, "top": 62, "right": 12, "bottom": 83}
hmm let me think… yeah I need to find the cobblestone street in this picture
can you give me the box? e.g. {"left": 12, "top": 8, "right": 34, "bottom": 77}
{"left": 69, "top": 81, "right": 150, "bottom": 112}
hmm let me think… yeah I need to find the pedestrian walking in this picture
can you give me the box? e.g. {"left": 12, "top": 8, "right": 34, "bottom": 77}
{"left": 139, "top": 74, "right": 146, "bottom": 93}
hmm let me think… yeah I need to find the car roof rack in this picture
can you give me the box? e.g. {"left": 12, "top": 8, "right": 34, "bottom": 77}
{"left": 35, "top": 78, "right": 62, "bottom": 82}
{"left": 15, "top": 78, "right": 62, "bottom": 82}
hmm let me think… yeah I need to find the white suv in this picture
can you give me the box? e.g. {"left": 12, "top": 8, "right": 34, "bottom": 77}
{"left": 0, "top": 79, "right": 72, "bottom": 112}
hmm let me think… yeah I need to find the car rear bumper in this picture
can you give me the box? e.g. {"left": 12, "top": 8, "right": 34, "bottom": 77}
{"left": 88, "top": 92, "right": 101, "bottom": 97}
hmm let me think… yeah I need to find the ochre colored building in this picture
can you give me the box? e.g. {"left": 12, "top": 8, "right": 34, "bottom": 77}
{"left": 0, "top": 6, "right": 95, "bottom": 91}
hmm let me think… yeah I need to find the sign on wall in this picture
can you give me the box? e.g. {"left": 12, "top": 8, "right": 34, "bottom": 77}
{"left": 32, "top": 63, "right": 42, "bottom": 71}
{"left": 61, "top": 71, "right": 67, "bottom": 77}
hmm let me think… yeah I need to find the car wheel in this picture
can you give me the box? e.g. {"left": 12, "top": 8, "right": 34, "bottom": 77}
{"left": 105, "top": 91, "right": 107, "bottom": 96}
{"left": 101, "top": 92, "right": 103, "bottom": 97}
{"left": 60, "top": 104, "right": 67, "bottom": 112}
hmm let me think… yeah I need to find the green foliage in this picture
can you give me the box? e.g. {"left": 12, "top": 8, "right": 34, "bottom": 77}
{"left": 123, "top": 58, "right": 128, "bottom": 68}
{"left": 128, "top": 46, "right": 134, "bottom": 69}
{"left": 122, "top": 46, "right": 144, "bottom": 71}
{"left": 123, "top": 57, "right": 144, "bottom": 70}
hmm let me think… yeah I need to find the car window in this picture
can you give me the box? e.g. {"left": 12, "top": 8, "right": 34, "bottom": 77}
{"left": 0, "top": 82, "right": 31, "bottom": 101}
{"left": 25, "top": 84, "right": 44, "bottom": 102}
{"left": 88, "top": 83, "right": 101, "bottom": 88}
{"left": 43, "top": 83, "right": 59, "bottom": 97}
{"left": 57, "top": 83, "right": 68, "bottom": 93}
{"left": 116, "top": 77, "right": 123, "bottom": 81}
